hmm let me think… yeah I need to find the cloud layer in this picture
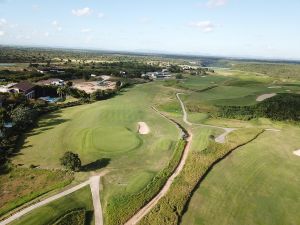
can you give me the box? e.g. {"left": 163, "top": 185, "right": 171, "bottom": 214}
{"left": 72, "top": 7, "right": 92, "bottom": 16}
{"left": 189, "top": 21, "right": 215, "bottom": 32}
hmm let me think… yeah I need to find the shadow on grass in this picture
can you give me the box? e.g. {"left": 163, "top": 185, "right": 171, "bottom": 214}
{"left": 85, "top": 210, "right": 94, "bottom": 225}
{"left": 81, "top": 158, "right": 111, "bottom": 172}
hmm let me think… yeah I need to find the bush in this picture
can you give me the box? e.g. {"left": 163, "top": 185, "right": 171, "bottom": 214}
{"left": 60, "top": 151, "right": 82, "bottom": 172}
{"left": 51, "top": 209, "right": 86, "bottom": 225}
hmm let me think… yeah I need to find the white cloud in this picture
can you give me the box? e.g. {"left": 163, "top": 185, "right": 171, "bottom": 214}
{"left": 0, "top": 18, "right": 7, "bottom": 27}
{"left": 0, "top": 30, "right": 5, "bottom": 36}
{"left": 97, "top": 13, "right": 105, "bottom": 18}
{"left": 81, "top": 28, "right": 92, "bottom": 33}
{"left": 32, "top": 4, "right": 39, "bottom": 11}
{"left": 72, "top": 7, "right": 92, "bottom": 17}
{"left": 140, "top": 17, "right": 151, "bottom": 24}
{"left": 189, "top": 21, "right": 215, "bottom": 32}
{"left": 44, "top": 32, "right": 49, "bottom": 37}
{"left": 52, "top": 20, "right": 62, "bottom": 31}
{"left": 206, "top": 0, "right": 228, "bottom": 8}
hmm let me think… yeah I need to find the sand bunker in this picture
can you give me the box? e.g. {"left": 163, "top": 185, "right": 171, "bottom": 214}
{"left": 138, "top": 122, "right": 150, "bottom": 135}
{"left": 256, "top": 93, "right": 277, "bottom": 102}
{"left": 293, "top": 150, "right": 300, "bottom": 157}
{"left": 268, "top": 86, "right": 281, "bottom": 89}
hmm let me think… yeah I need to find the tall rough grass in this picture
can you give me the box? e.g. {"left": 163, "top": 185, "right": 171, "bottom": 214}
{"left": 139, "top": 128, "right": 264, "bottom": 225}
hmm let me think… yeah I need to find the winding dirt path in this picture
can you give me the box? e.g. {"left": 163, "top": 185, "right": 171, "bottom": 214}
{"left": 124, "top": 99, "right": 193, "bottom": 225}
{"left": 0, "top": 176, "right": 104, "bottom": 225}
{"left": 176, "top": 93, "right": 237, "bottom": 143}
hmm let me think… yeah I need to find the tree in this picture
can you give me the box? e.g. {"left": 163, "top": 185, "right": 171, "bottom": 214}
{"left": 10, "top": 105, "right": 37, "bottom": 129}
{"left": 60, "top": 151, "right": 81, "bottom": 171}
{"left": 175, "top": 74, "right": 184, "bottom": 79}
{"left": 57, "top": 86, "right": 69, "bottom": 99}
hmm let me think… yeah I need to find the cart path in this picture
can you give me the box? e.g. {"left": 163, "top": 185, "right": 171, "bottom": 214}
{"left": 125, "top": 97, "right": 193, "bottom": 225}
{"left": 176, "top": 93, "right": 237, "bottom": 143}
{"left": 90, "top": 176, "right": 103, "bottom": 225}
{"left": 0, "top": 175, "right": 104, "bottom": 225}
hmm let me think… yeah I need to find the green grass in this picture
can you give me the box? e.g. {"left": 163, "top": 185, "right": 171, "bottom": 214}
{"left": 13, "top": 82, "right": 180, "bottom": 224}
{"left": 0, "top": 167, "right": 73, "bottom": 217}
{"left": 105, "top": 139, "right": 186, "bottom": 225}
{"left": 11, "top": 186, "right": 94, "bottom": 225}
{"left": 182, "top": 125, "right": 300, "bottom": 225}
{"left": 52, "top": 209, "right": 86, "bottom": 225}
{"left": 139, "top": 128, "right": 264, "bottom": 225}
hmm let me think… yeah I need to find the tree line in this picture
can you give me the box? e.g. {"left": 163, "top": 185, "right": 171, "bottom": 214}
{"left": 218, "top": 94, "right": 300, "bottom": 121}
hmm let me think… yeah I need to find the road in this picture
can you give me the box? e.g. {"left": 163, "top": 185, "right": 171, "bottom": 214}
{"left": 0, "top": 176, "right": 103, "bottom": 225}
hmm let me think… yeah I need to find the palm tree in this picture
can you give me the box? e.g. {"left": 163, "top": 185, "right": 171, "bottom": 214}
{"left": 57, "top": 87, "right": 66, "bottom": 99}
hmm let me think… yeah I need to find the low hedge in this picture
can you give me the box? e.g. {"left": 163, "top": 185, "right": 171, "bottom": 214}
{"left": 51, "top": 208, "right": 86, "bottom": 225}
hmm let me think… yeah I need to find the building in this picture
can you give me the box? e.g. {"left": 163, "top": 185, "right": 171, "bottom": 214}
{"left": 142, "top": 70, "right": 171, "bottom": 79}
{"left": 0, "top": 83, "right": 17, "bottom": 93}
{"left": 50, "top": 79, "right": 65, "bottom": 86}
{"left": 13, "top": 81, "right": 36, "bottom": 99}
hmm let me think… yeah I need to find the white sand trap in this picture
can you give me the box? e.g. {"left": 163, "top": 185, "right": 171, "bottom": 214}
{"left": 293, "top": 150, "right": 300, "bottom": 157}
{"left": 256, "top": 93, "right": 277, "bottom": 102}
{"left": 268, "top": 86, "right": 281, "bottom": 89}
{"left": 138, "top": 122, "right": 150, "bottom": 135}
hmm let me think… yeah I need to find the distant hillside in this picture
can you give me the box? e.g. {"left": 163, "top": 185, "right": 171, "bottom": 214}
{"left": 232, "top": 63, "right": 300, "bottom": 78}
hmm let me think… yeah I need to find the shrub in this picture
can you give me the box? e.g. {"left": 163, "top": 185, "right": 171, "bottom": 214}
{"left": 60, "top": 151, "right": 82, "bottom": 172}
{"left": 51, "top": 209, "right": 86, "bottom": 225}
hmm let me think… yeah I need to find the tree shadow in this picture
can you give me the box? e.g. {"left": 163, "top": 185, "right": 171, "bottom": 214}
{"left": 81, "top": 158, "right": 111, "bottom": 172}
{"left": 85, "top": 210, "right": 94, "bottom": 225}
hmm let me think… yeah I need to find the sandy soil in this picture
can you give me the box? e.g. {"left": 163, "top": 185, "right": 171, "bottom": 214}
{"left": 256, "top": 93, "right": 277, "bottom": 102}
{"left": 293, "top": 150, "right": 300, "bottom": 157}
{"left": 138, "top": 122, "right": 150, "bottom": 135}
{"left": 73, "top": 80, "right": 116, "bottom": 94}
{"left": 268, "top": 86, "right": 281, "bottom": 89}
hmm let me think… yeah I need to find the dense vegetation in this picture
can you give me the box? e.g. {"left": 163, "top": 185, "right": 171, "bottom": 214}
{"left": 105, "top": 139, "right": 186, "bottom": 225}
{"left": 218, "top": 94, "right": 300, "bottom": 121}
{"left": 139, "top": 128, "right": 263, "bottom": 225}
{"left": 51, "top": 209, "right": 86, "bottom": 225}
{"left": 0, "top": 167, "right": 73, "bottom": 217}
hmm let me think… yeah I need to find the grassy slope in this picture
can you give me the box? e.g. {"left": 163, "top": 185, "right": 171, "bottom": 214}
{"left": 11, "top": 186, "right": 94, "bottom": 225}
{"left": 12, "top": 82, "right": 179, "bottom": 223}
{"left": 182, "top": 125, "right": 300, "bottom": 225}
{"left": 0, "top": 168, "right": 73, "bottom": 217}
{"left": 138, "top": 128, "right": 264, "bottom": 225}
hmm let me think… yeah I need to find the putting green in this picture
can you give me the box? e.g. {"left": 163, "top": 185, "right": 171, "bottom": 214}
{"left": 79, "top": 126, "right": 141, "bottom": 154}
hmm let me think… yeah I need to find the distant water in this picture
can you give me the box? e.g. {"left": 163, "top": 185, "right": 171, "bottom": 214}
{"left": 0, "top": 63, "right": 16, "bottom": 66}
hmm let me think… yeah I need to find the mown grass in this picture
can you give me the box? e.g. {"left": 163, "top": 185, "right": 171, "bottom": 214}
{"left": 182, "top": 125, "right": 300, "bottom": 225}
{"left": 0, "top": 167, "right": 73, "bottom": 218}
{"left": 105, "top": 139, "right": 186, "bottom": 225}
{"left": 138, "top": 128, "right": 263, "bottom": 225}
{"left": 11, "top": 186, "right": 93, "bottom": 225}
{"left": 13, "top": 83, "right": 179, "bottom": 224}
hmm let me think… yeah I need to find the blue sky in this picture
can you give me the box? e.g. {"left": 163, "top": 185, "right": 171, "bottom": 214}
{"left": 0, "top": 0, "right": 300, "bottom": 59}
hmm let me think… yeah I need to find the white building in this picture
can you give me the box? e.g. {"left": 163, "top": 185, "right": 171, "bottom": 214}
{"left": 0, "top": 83, "right": 17, "bottom": 93}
